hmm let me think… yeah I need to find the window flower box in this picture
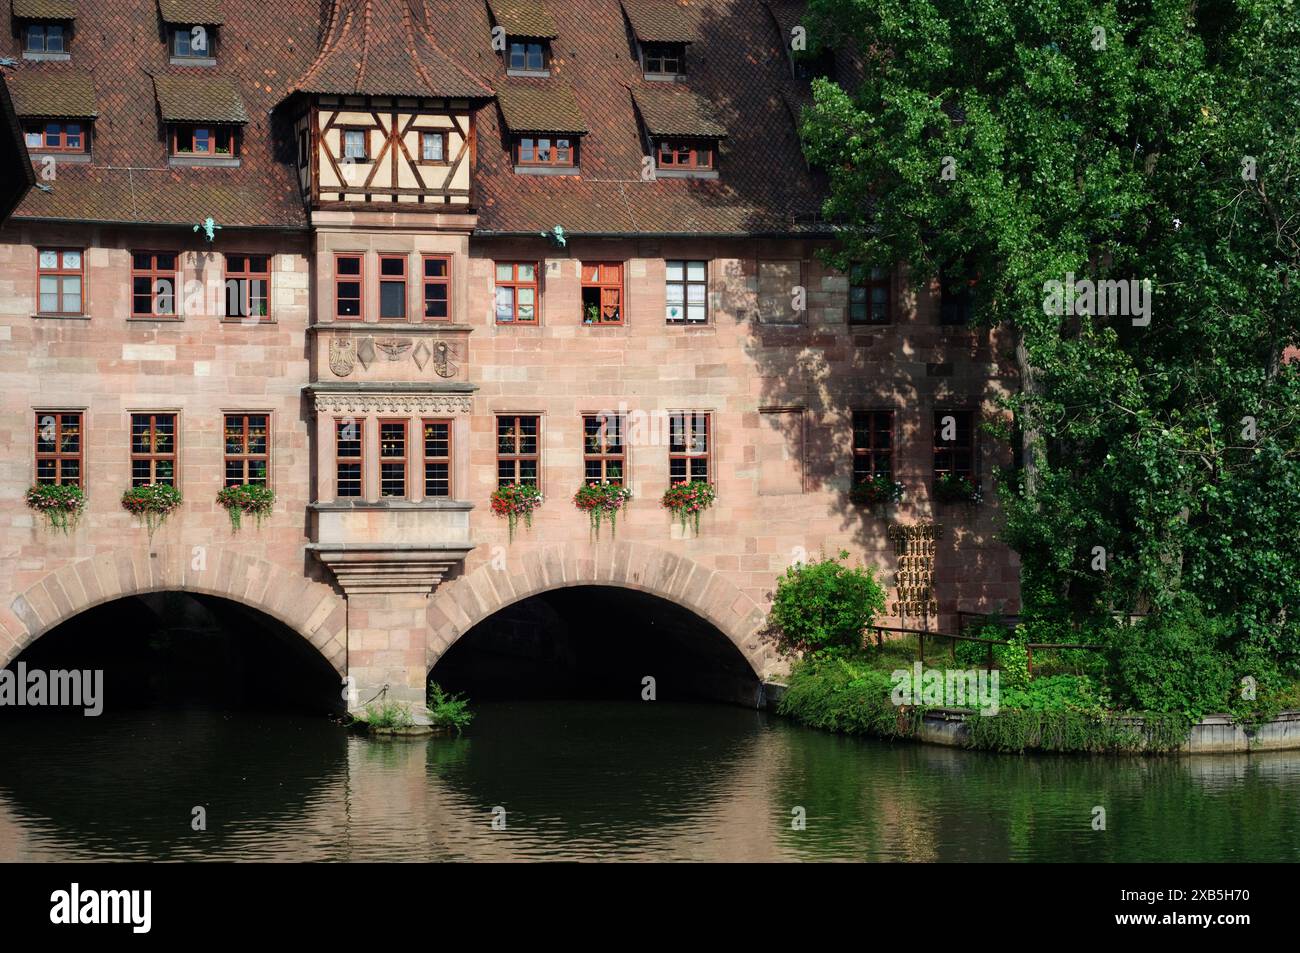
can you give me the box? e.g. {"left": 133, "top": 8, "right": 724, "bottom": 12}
{"left": 26, "top": 483, "right": 85, "bottom": 534}
{"left": 849, "top": 475, "right": 904, "bottom": 507}
{"left": 216, "top": 483, "right": 275, "bottom": 532}
{"left": 934, "top": 473, "right": 982, "bottom": 505}
{"left": 661, "top": 480, "right": 716, "bottom": 534}
{"left": 490, "top": 483, "right": 543, "bottom": 540}
{"left": 121, "top": 483, "right": 183, "bottom": 537}
{"left": 573, "top": 481, "right": 632, "bottom": 539}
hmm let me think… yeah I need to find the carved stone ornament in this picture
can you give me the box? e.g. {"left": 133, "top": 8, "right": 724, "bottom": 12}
{"left": 376, "top": 338, "right": 413, "bottom": 361}
{"left": 433, "top": 340, "right": 458, "bottom": 379}
{"left": 357, "top": 336, "right": 376, "bottom": 369}
{"left": 329, "top": 337, "right": 357, "bottom": 377}
{"left": 313, "top": 393, "right": 473, "bottom": 415}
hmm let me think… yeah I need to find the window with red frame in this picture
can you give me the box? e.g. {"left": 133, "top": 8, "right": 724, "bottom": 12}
{"left": 37, "top": 249, "right": 83, "bottom": 315}
{"left": 379, "top": 420, "right": 407, "bottom": 497}
{"left": 172, "top": 124, "right": 238, "bottom": 157}
{"left": 852, "top": 410, "right": 894, "bottom": 482}
{"left": 24, "top": 121, "right": 87, "bottom": 153}
{"left": 580, "top": 262, "right": 623, "bottom": 325}
{"left": 422, "top": 255, "right": 451, "bottom": 320}
{"left": 583, "top": 414, "right": 625, "bottom": 484}
{"left": 224, "top": 254, "right": 270, "bottom": 321}
{"left": 669, "top": 412, "right": 710, "bottom": 484}
{"left": 515, "top": 136, "right": 576, "bottom": 168}
{"left": 131, "top": 413, "right": 177, "bottom": 487}
{"left": 224, "top": 414, "right": 269, "bottom": 487}
{"left": 336, "top": 419, "right": 363, "bottom": 498}
{"left": 131, "top": 252, "right": 178, "bottom": 318}
{"left": 422, "top": 419, "right": 452, "bottom": 498}
{"left": 497, "top": 415, "right": 539, "bottom": 487}
{"left": 933, "top": 409, "right": 975, "bottom": 479}
{"left": 335, "top": 254, "right": 363, "bottom": 319}
{"left": 495, "top": 262, "right": 538, "bottom": 323}
{"left": 657, "top": 140, "right": 714, "bottom": 170}
{"left": 34, "top": 412, "right": 83, "bottom": 487}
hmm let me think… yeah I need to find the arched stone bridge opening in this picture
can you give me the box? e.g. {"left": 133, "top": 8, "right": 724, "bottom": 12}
{"left": 1, "top": 547, "right": 347, "bottom": 715}
{"left": 424, "top": 542, "right": 782, "bottom": 707}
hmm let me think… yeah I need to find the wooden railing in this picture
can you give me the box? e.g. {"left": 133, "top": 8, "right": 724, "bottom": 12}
{"left": 867, "top": 623, "right": 1104, "bottom": 677}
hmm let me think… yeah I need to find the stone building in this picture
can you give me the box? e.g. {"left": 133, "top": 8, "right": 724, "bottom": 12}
{"left": 0, "top": 0, "right": 1019, "bottom": 712}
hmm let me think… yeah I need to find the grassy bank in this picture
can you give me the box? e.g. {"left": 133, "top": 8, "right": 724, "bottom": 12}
{"left": 776, "top": 647, "right": 1300, "bottom": 754}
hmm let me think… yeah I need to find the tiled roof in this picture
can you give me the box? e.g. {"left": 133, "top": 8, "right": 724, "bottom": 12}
{"left": 11, "top": 0, "right": 76, "bottom": 18}
{"left": 7, "top": 69, "right": 97, "bottom": 117}
{"left": 292, "top": 0, "right": 492, "bottom": 98}
{"left": 633, "top": 86, "right": 727, "bottom": 138}
{"left": 496, "top": 81, "right": 586, "bottom": 135}
{"left": 487, "top": 0, "right": 557, "bottom": 39}
{"left": 621, "top": 0, "right": 696, "bottom": 44}
{"left": 0, "top": 0, "right": 829, "bottom": 234}
{"left": 157, "top": 0, "right": 225, "bottom": 25}
{"left": 153, "top": 73, "right": 248, "bottom": 123}
{"left": 0, "top": 76, "right": 36, "bottom": 223}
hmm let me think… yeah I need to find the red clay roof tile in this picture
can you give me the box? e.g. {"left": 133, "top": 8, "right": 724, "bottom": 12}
{"left": 1, "top": 0, "right": 829, "bottom": 234}
{"left": 632, "top": 85, "right": 727, "bottom": 138}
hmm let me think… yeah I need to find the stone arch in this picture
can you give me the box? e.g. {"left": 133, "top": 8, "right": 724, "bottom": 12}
{"left": 425, "top": 541, "right": 778, "bottom": 679}
{"left": 0, "top": 545, "right": 348, "bottom": 675}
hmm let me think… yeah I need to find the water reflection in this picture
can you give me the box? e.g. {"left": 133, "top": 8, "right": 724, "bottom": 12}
{"left": 1, "top": 702, "right": 1299, "bottom": 861}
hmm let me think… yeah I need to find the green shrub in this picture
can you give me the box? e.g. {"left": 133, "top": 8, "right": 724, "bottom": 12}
{"left": 363, "top": 700, "right": 414, "bottom": 729}
{"left": 1108, "top": 605, "right": 1235, "bottom": 722}
{"left": 426, "top": 682, "right": 474, "bottom": 734}
{"left": 769, "top": 550, "right": 887, "bottom": 658}
{"left": 778, "top": 658, "right": 922, "bottom": 739}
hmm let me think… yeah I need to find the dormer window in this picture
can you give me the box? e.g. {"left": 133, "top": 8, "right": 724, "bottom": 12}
{"left": 643, "top": 42, "right": 685, "bottom": 77}
{"left": 172, "top": 25, "right": 216, "bottom": 63}
{"left": 497, "top": 82, "right": 587, "bottom": 176}
{"left": 633, "top": 88, "right": 725, "bottom": 180}
{"left": 153, "top": 74, "right": 248, "bottom": 167}
{"left": 508, "top": 39, "right": 549, "bottom": 74}
{"left": 657, "top": 139, "right": 713, "bottom": 171}
{"left": 23, "top": 121, "right": 88, "bottom": 154}
{"left": 172, "top": 124, "right": 239, "bottom": 158}
{"left": 515, "top": 136, "right": 576, "bottom": 168}
{"left": 24, "top": 22, "right": 66, "bottom": 54}
{"left": 622, "top": 1, "right": 694, "bottom": 81}
{"left": 488, "top": 0, "right": 558, "bottom": 76}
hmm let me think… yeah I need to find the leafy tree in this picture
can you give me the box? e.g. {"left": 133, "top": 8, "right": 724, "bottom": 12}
{"left": 799, "top": 0, "right": 1300, "bottom": 675}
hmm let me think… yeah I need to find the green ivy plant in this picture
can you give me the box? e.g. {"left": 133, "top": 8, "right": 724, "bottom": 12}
{"left": 660, "top": 480, "right": 716, "bottom": 533}
{"left": 216, "top": 483, "right": 275, "bottom": 532}
{"left": 121, "top": 483, "right": 183, "bottom": 538}
{"left": 572, "top": 481, "right": 633, "bottom": 539}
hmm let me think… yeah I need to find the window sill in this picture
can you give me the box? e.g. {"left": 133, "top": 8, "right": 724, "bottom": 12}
{"left": 506, "top": 68, "right": 551, "bottom": 78}
{"left": 23, "top": 51, "right": 70, "bottom": 62}
{"left": 29, "top": 152, "right": 92, "bottom": 163}
{"left": 32, "top": 313, "right": 88, "bottom": 320}
{"left": 170, "top": 56, "right": 216, "bottom": 66}
{"left": 127, "top": 316, "right": 184, "bottom": 323}
{"left": 219, "top": 318, "right": 276, "bottom": 325}
{"left": 310, "top": 500, "right": 474, "bottom": 512}
{"left": 513, "top": 165, "right": 579, "bottom": 176}
{"left": 169, "top": 156, "right": 241, "bottom": 168}
{"left": 310, "top": 321, "right": 474, "bottom": 333}
{"left": 643, "top": 72, "right": 685, "bottom": 82}
{"left": 655, "top": 168, "right": 719, "bottom": 180}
